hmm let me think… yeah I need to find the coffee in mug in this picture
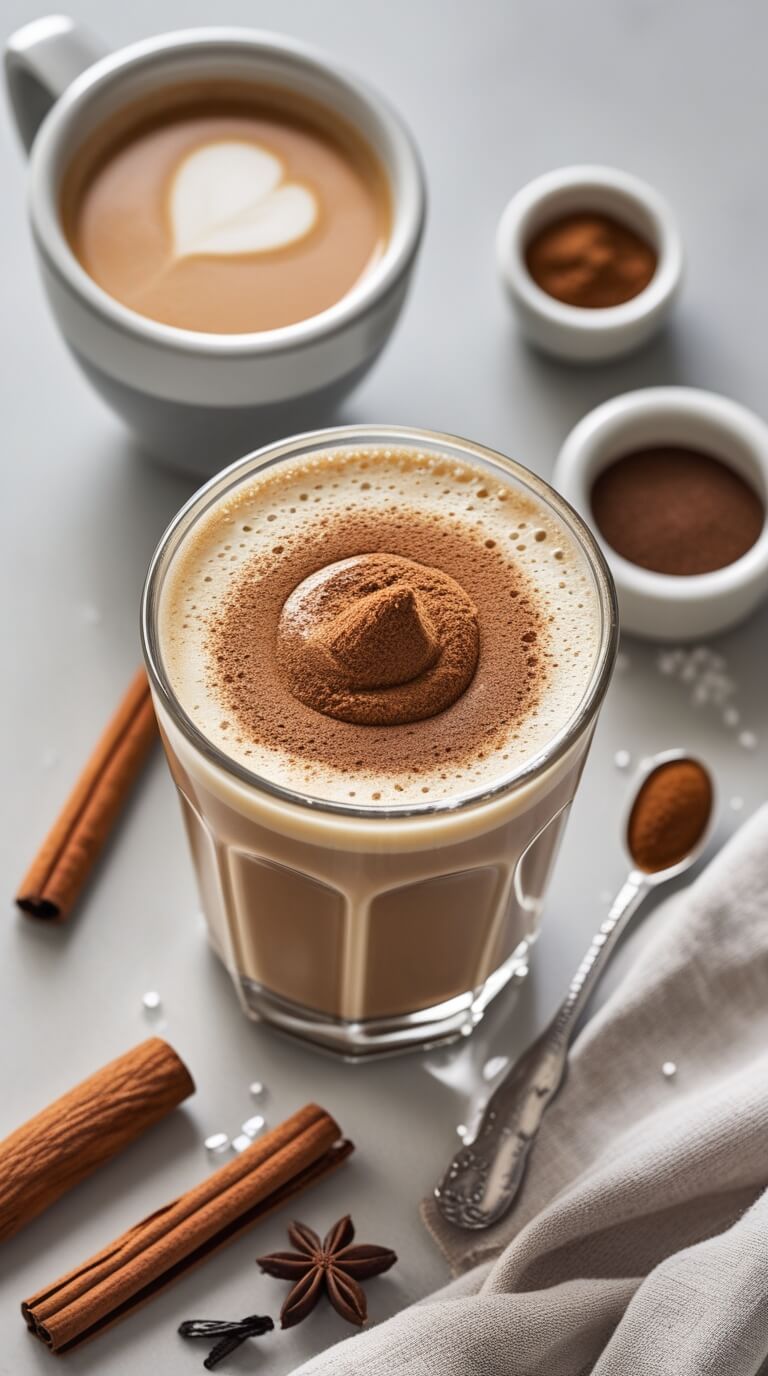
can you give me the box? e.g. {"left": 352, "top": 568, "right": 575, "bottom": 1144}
{"left": 61, "top": 82, "right": 391, "bottom": 334}
{"left": 5, "top": 23, "right": 425, "bottom": 468}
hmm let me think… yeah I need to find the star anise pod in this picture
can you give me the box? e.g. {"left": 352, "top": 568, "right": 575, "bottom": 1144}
{"left": 256, "top": 1215, "right": 396, "bottom": 1328}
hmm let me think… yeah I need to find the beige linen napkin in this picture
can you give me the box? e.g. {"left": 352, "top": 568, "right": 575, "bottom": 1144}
{"left": 294, "top": 804, "right": 768, "bottom": 1375}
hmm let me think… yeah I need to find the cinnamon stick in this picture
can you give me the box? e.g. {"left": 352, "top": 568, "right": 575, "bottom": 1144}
{"left": 16, "top": 668, "right": 157, "bottom": 921}
{"left": 23, "top": 1103, "right": 353, "bottom": 1353}
{"left": 0, "top": 1038, "right": 194, "bottom": 1244}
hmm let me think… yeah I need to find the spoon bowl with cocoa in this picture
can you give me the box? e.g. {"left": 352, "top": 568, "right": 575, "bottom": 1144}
{"left": 435, "top": 748, "right": 714, "bottom": 1230}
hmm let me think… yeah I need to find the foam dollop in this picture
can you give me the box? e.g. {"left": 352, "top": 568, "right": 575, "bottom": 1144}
{"left": 277, "top": 553, "right": 479, "bottom": 724}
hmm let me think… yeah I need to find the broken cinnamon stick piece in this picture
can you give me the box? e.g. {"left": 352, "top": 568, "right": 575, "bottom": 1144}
{"left": 0, "top": 1038, "right": 194, "bottom": 1244}
{"left": 22, "top": 1104, "right": 353, "bottom": 1354}
{"left": 16, "top": 668, "right": 157, "bottom": 921}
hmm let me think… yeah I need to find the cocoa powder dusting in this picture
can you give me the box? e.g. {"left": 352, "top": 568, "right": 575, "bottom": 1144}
{"left": 209, "top": 506, "right": 547, "bottom": 781}
{"left": 317, "top": 584, "right": 439, "bottom": 688}
{"left": 278, "top": 553, "right": 479, "bottom": 725}
{"left": 628, "top": 759, "right": 712, "bottom": 873}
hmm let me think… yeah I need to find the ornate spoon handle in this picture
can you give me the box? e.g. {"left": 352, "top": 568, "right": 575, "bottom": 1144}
{"left": 434, "top": 873, "right": 648, "bottom": 1230}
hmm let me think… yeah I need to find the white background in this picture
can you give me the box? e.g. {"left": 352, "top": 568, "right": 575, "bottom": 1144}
{"left": 2, "top": 2, "right": 767, "bottom": 1373}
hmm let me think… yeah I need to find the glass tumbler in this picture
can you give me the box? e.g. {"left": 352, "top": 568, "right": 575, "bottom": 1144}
{"left": 141, "top": 426, "right": 617, "bottom": 1056}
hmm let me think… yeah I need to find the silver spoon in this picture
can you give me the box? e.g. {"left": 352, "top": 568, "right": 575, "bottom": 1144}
{"left": 434, "top": 748, "right": 714, "bottom": 1231}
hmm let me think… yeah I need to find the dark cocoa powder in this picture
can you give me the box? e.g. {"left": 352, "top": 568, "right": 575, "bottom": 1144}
{"left": 209, "top": 506, "right": 548, "bottom": 781}
{"left": 591, "top": 447, "right": 764, "bottom": 575}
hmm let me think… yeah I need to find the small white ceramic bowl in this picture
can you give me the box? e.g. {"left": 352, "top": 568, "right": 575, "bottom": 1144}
{"left": 496, "top": 165, "right": 683, "bottom": 363}
{"left": 552, "top": 387, "right": 768, "bottom": 641}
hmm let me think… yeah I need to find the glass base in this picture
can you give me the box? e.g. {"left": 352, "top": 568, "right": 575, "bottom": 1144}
{"left": 236, "top": 940, "right": 531, "bottom": 1059}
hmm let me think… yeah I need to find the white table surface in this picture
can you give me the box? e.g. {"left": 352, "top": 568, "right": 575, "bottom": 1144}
{"left": 2, "top": 1, "right": 767, "bottom": 1372}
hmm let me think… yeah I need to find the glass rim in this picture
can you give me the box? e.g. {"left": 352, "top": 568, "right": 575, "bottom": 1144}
{"left": 141, "top": 424, "right": 619, "bottom": 820}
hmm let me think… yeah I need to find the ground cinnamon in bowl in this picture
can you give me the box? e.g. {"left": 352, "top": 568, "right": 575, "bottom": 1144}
{"left": 628, "top": 758, "right": 713, "bottom": 873}
{"left": 525, "top": 212, "right": 657, "bottom": 308}
{"left": 591, "top": 447, "right": 765, "bottom": 576}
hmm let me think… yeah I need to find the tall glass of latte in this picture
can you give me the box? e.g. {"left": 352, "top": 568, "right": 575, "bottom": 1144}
{"left": 142, "top": 427, "right": 617, "bottom": 1055}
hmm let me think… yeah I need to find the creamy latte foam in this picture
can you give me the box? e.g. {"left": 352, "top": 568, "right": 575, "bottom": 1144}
{"left": 62, "top": 84, "right": 390, "bottom": 334}
{"left": 161, "top": 447, "right": 601, "bottom": 806}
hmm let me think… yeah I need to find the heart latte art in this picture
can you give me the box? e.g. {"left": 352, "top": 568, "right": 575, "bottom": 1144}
{"left": 170, "top": 141, "right": 318, "bottom": 258}
{"left": 62, "top": 86, "right": 391, "bottom": 333}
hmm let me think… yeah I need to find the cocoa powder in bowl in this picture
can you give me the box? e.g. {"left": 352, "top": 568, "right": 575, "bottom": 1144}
{"left": 591, "top": 446, "right": 765, "bottom": 576}
{"left": 526, "top": 212, "right": 657, "bottom": 309}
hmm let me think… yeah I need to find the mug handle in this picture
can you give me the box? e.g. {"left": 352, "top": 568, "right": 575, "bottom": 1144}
{"left": 5, "top": 15, "right": 108, "bottom": 152}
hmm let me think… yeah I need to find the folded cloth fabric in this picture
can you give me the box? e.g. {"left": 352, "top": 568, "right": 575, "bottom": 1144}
{"left": 293, "top": 804, "right": 768, "bottom": 1376}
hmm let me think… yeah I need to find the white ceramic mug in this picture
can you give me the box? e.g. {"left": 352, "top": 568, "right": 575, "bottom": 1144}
{"left": 5, "top": 17, "right": 426, "bottom": 474}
